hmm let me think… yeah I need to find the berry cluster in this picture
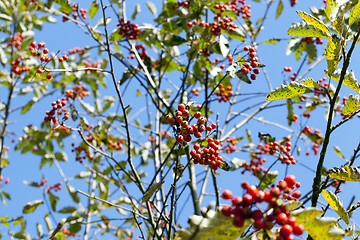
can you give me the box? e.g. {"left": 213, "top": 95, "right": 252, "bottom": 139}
{"left": 68, "top": 47, "right": 86, "bottom": 55}
{"left": 7, "top": 32, "right": 25, "bottom": 50}
{"left": 65, "top": 81, "right": 90, "bottom": 100}
{"left": 215, "top": 84, "right": 233, "bottom": 102}
{"left": 166, "top": 104, "right": 215, "bottom": 143}
{"left": 177, "top": 1, "right": 189, "bottom": 7}
{"left": 223, "top": 136, "right": 240, "bottom": 153}
{"left": 62, "top": 5, "right": 87, "bottom": 22}
{"left": 11, "top": 58, "right": 30, "bottom": 74}
{"left": 240, "top": 46, "right": 261, "bottom": 81}
{"left": 129, "top": 44, "right": 147, "bottom": 59}
{"left": 84, "top": 58, "right": 103, "bottom": 73}
{"left": 283, "top": 67, "right": 292, "bottom": 72}
{"left": 313, "top": 77, "right": 327, "bottom": 97}
{"left": 117, "top": 18, "right": 140, "bottom": 40}
{"left": 214, "top": 0, "right": 251, "bottom": 19}
{"left": 302, "top": 126, "right": 323, "bottom": 155}
{"left": 72, "top": 143, "right": 92, "bottom": 164}
{"left": 107, "top": 139, "right": 124, "bottom": 151}
{"left": 0, "top": 176, "right": 9, "bottom": 184}
{"left": 190, "top": 88, "right": 200, "bottom": 96}
{"left": 301, "top": 37, "right": 323, "bottom": 45}
{"left": 221, "top": 176, "right": 303, "bottom": 239}
{"left": 190, "top": 138, "right": 225, "bottom": 170}
{"left": 47, "top": 182, "right": 62, "bottom": 193}
{"left": 36, "top": 178, "right": 48, "bottom": 187}
{"left": 44, "top": 98, "right": 70, "bottom": 125}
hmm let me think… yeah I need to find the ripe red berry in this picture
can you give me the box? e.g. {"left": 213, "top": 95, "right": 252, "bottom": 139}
{"left": 222, "top": 189, "right": 233, "bottom": 200}
{"left": 270, "top": 186, "right": 281, "bottom": 198}
{"left": 46, "top": 74, "right": 52, "bottom": 80}
{"left": 293, "top": 223, "right": 304, "bottom": 235}
{"left": 247, "top": 185, "right": 258, "bottom": 197}
{"left": 221, "top": 205, "right": 232, "bottom": 216}
{"left": 194, "top": 111, "right": 201, "bottom": 119}
{"left": 291, "top": 190, "right": 301, "bottom": 199}
{"left": 43, "top": 48, "right": 49, "bottom": 54}
{"left": 250, "top": 74, "right": 256, "bottom": 80}
{"left": 233, "top": 216, "right": 244, "bottom": 227}
{"left": 241, "top": 181, "right": 249, "bottom": 190}
{"left": 280, "top": 224, "right": 293, "bottom": 238}
{"left": 253, "top": 68, "right": 260, "bottom": 74}
{"left": 37, "top": 68, "right": 43, "bottom": 73}
{"left": 284, "top": 175, "right": 297, "bottom": 188}
{"left": 251, "top": 209, "right": 263, "bottom": 220}
{"left": 231, "top": 196, "right": 242, "bottom": 207}
{"left": 276, "top": 212, "right": 288, "bottom": 226}
{"left": 242, "top": 194, "right": 253, "bottom": 207}
{"left": 178, "top": 104, "right": 186, "bottom": 112}
{"left": 30, "top": 41, "right": 36, "bottom": 48}
{"left": 176, "top": 135, "right": 184, "bottom": 143}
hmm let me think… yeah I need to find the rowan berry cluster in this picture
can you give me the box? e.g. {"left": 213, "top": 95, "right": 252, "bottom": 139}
{"left": 214, "top": 0, "right": 251, "bottom": 19}
{"left": 7, "top": 32, "right": 25, "bottom": 50}
{"left": 165, "top": 104, "right": 216, "bottom": 143}
{"left": 223, "top": 136, "right": 240, "bottom": 153}
{"left": 107, "top": 139, "right": 124, "bottom": 151}
{"left": 302, "top": 126, "right": 322, "bottom": 155}
{"left": 190, "top": 88, "right": 200, "bottom": 96}
{"left": 129, "top": 44, "right": 147, "bottom": 59}
{"left": 215, "top": 84, "right": 233, "bottom": 102}
{"left": 68, "top": 47, "right": 86, "bottom": 55}
{"left": 36, "top": 178, "right": 48, "bottom": 187}
{"left": 190, "top": 138, "right": 225, "bottom": 170}
{"left": 221, "top": 175, "right": 303, "bottom": 239}
{"left": 241, "top": 46, "right": 261, "bottom": 81}
{"left": 283, "top": 67, "right": 292, "bottom": 72}
{"left": 29, "top": 41, "right": 50, "bottom": 62}
{"left": 47, "top": 182, "right": 61, "bottom": 193}
{"left": 177, "top": 1, "right": 189, "bottom": 7}
{"left": 313, "top": 77, "right": 327, "bottom": 97}
{"left": 117, "top": 18, "right": 140, "bottom": 40}
{"left": 71, "top": 142, "right": 94, "bottom": 164}
{"left": 44, "top": 98, "right": 70, "bottom": 125}
{"left": 62, "top": 5, "right": 87, "bottom": 22}
{"left": 65, "top": 82, "right": 90, "bottom": 100}
{"left": 84, "top": 58, "right": 103, "bottom": 73}
{"left": 11, "top": 58, "right": 30, "bottom": 74}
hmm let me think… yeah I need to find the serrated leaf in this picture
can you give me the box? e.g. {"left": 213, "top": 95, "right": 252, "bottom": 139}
{"left": 300, "top": 78, "right": 321, "bottom": 87}
{"left": 334, "top": 146, "right": 345, "bottom": 159}
{"left": 287, "top": 99, "right": 294, "bottom": 126}
{"left": 132, "top": 4, "right": 141, "bottom": 20}
{"left": 219, "top": 35, "right": 229, "bottom": 57}
{"left": 325, "top": 69, "right": 360, "bottom": 93}
{"left": 275, "top": 0, "right": 283, "bottom": 19}
{"left": 293, "top": 207, "right": 345, "bottom": 240}
{"left": 288, "top": 21, "right": 331, "bottom": 38}
{"left": 266, "top": 82, "right": 312, "bottom": 101}
{"left": 342, "top": 94, "right": 360, "bottom": 115}
{"left": 297, "top": 11, "right": 330, "bottom": 33}
{"left": 48, "top": 192, "right": 59, "bottom": 212}
{"left": 304, "top": 131, "right": 324, "bottom": 142}
{"left": 322, "top": 190, "right": 349, "bottom": 225}
{"left": 23, "top": 200, "right": 44, "bottom": 214}
{"left": 177, "top": 210, "right": 251, "bottom": 239}
{"left": 350, "top": 1, "right": 360, "bottom": 26}
{"left": 262, "top": 38, "right": 280, "bottom": 44}
{"left": 54, "top": 0, "right": 73, "bottom": 14}
{"left": 142, "top": 181, "right": 164, "bottom": 203}
{"left": 328, "top": 165, "right": 360, "bottom": 181}
{"left": 146, "top": 1, "right": 157, "bottom": 15}
{"left": 88, "top": 1, "right": 99, "bottom": 19}
{"left": 325, "top": 35, "right": 341, "bottom": 75}
{"left": 325, "top": 0, "right": 341, "bottom": 22}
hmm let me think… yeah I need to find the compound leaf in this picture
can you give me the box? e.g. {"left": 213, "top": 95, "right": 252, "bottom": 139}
{"left": 325, "top": 69, "right": 360, "bottom": 93}
{"left": 288, "top": 21, "right": 330, "bottom": 38}
{"left": 342, "top": 94, "right": 360, "bottom": 115}
{"left": 296, "top": 11, "right": 330, "bottom": 33}
{"left": 328, "top": 165, "right": 360, "bottom": 181}
{"left": 322, "top": 190, "right": 349, "bottom": 225}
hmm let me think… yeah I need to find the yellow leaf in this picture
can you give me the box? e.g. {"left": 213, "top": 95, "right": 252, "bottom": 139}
{"left": 322, "top": 190, "right": 349, "bottom": 225}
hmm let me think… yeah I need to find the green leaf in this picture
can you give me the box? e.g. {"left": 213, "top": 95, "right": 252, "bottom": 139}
{"left": 350, "top": 1, "right": 360, "bottom": 26}
{"left": 235, "top": 70, "right": 251, "bottom": 84}
{"left": 222, "top": 28, "right": 245, "bottom": 42}
{"left": 325, "top": 0, "right": 341, "bottom": 22}
{"left": 23, "top": 200, "right": 44, "bottom": 214}
{"left": 48, "top": 192, "right": 59, "bottom": 212}
{"left": 67, "top": 186, "right": 80, "bottom": 203}
{"left": 304, "top": 131, "right": 324, "bottom": 142}
{"left": 296, "top": 11, "right": 330, "bottom": 33}
{"left": 21, "top": 98, "right": 38, "bottom": 114}
{"left": 286, "top": 38, "right": 302, "bottom": 55}
{"left": 132, "top": 4, "right": 141, "bottom": 20}
{"left": 58, "top": 206, "right": 77, "bottom": 213}
{"left": 287, "top": 99, "right": 294, "bottom": 126}
{"left": 288, "top": 21, "right": 331, "bottom": 38}
{"left": 178, "top": 210, "right": 251, "bottom": 239}
{"left": 146, "top": 1, "right": 157, "bottom": 15}
{"left": 325, "top": 69, "right": 360, "bottom": 94}
{"left": 300, "top": 78, "right": 321, "bottom": 87}
{"left": 325, "top": 35, "right": 341, "bottom": 75}
{"left": 54, "top": 0, "right": 73, "bottom": 14}
{"left": 342, "top": 94, "right": 360, "bottom": 115}
{"left": 275, "top": 0, "right": 283, "bottom": 19}
{"left": 68, "top": 223, "right": 82, "bottom": 234}
{"left": 55, "top": 152, "right": 68, "bottom": 161}
{"left": 255, "top": 170, "right": 278, "bottom": 190}
{"left": 328, "top": 165, "right": 360, "bottom": 181}
{"left": 262, "top": 38, "right": 281, "bottom": 44}
{"left": 322, "top": 190, "right": 349, "bottom": 225}
{"left": 293, "top": 207, "right": 345, "bottom": 240}
{"left": 334, "top": 146, "right": 345, "bottom": 159}
{"left": 142, "top": 181, "right": 164, "bottom": 203}
{"left": 266, "top": 82, "right": 312, "bottom": 101}
{"left": 88, "top": 1, "right": 99, "bottom": 19}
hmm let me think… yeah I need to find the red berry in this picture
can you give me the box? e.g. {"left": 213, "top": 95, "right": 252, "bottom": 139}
{"left": 284, "top": 175, "right": 296, "bottom": 188}
{"left": 241, "top": 181, "right": 249, "bottom": 190}
{"left": 270, "top": 186, "right": 281, "bottom": 198}
{"left": 242, "top": 194, "right": 253, "bottom": 207}
{"left": 251, "top": 209, "right": 263, "bottom": 220}
{"left": 46, "top": 74, "right": 52, "bottom": 80}
{"left": 43, "top": 48, "right": 49, "bottom": 54}
{"left": 176, "top": 135, "right": 184, "bottom": 143}
{"left": 222, "top": 189, "right": 233, "bottom": 200}
{"left": 194, "top": 111, "right": 201, "bottom": 119}
{"left": 291, "top": 190, "right": 301, "bottom": 199}
{"left": 30, "top": 41, "right": 36, "bottom": 48}
{"left": 221, "top": 205, "right": 232, "bottom": 216}
{"left": 233, "top": 216, "right": 244, "bottom": 227}
{"left": 293, "top": 223, "right": 304, "bottom": 235}
{"left": 253, "top": 68, "right": 260, "bottom": 74}
{"left": 276, "top": 213, "right": 288, "bottom": 226}
{"left": 231, "top": 196, "right": 242, "bottom": 207}
{"left": 247, "top": 185, "right": 258, "bottom": 197}
{"left": 178, "top": 104, "right": 186, "bottom": 112}
{"left": 280, "top": 224, "right": 293, "bottom": 238}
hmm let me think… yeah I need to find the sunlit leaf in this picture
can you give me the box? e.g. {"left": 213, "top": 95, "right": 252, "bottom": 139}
{"left": 266, "top": 82, "right": 312, "bottom": 101}
{"left": 334, "top": 146, "right": 345, "bottom": 159}
{"left": 23, "top": 200, "right": 44, "bottom": 214}
{"left": 54, "top": 0, "right": 72, "bottom": 14}
{"left": 296, "top": 11, "right": 330, "bottom": 34}
{"left": 219, "top": 35, "right": 229, "bottom": 57}
{"left": 146, "top": 1, "right": 157, "bottom": 15}
{"left": 325, "top": 69, "right": 360, "bottom": 93}
{"left": 324, "top": 35, "right": 341, "bottom": 75}
{"left": 322, "top": 190, "right": 349, "bottom": 225}
{"left": 287, "top": 99, "right": 294, "bottom": 126}
{"left": 255, "top": 170, "right": 278, "bottom": 190}
{"left": 48, "top": 192, "right": 59, "bottom": 212}
{"left": 132, "top": 4, "right": 141, "bottom": 20}
{"left": 342, "top": 94, "right": 360, "bottom": 115}
{"left": 325, "top": 0, "right": 341, "bottom": 22}
{"left": 275, "top": 0, "right": 283, "bottom": 19}
{"left": 177, "top": 210, "right": 251, "bottom": 239}
{"left": 300, "top": 78, "right": 321, "bottom": 87}
{"left": 88, "top": 1, "right": 99, "bottom": 19}
{"left": 293, "top": 207, "right": 345, "bottom": 240}
{"left": 21, "top": 98, "right": 38, "bottom": 114}
{"left": 350, "top": 1, "right": 360, "bottom": 26}
{"left": 262, "top": 38, "right": 281, "bottom": 44}
{"left": 328, "top": 165, "right": 360, "bottom": 181}
{"left": 288, "top": 21, "right": 331, "bottom": 38}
